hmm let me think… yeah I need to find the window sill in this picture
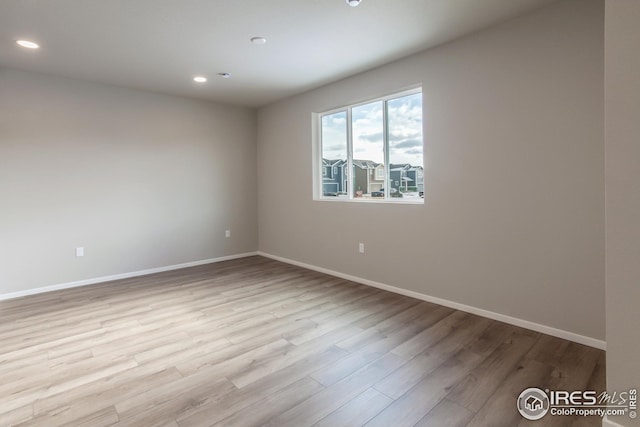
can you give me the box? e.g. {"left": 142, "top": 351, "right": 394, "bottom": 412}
{"left": 315, "top": 196, "right": 424, "bottom": 205}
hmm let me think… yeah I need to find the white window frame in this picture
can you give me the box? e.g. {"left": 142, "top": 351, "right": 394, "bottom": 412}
{"left": 315, "top": 87, "right": 423, "bottom": 204}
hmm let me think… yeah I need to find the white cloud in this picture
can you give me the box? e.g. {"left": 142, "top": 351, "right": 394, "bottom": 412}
{"left": 321, "top": 92, "right": 423, "bottom": 166}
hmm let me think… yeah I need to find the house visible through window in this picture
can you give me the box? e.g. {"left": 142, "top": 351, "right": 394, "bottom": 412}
{"left": 319, "top": 89, "right": 423, "bottom": 202}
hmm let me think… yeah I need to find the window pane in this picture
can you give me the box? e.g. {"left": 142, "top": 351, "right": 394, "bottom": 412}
{"left": 352, "top": 101, "right": 384, "bottom": 198}
{"left": 387, "top": 93, "right": 423, "bottom": 199}
{"left": 321, "top": 111, "right": 348, "bottom": 197}
{"left": 317, "top": 89, "right": 423, "bottom": 203}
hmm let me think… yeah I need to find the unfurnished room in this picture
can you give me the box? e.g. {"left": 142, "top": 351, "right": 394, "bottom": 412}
{"left": 0, "top": 0, "right": 638, "bottom": 426}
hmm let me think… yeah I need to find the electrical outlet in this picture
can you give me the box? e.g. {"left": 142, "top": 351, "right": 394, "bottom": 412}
{"left": 358, "top": 243, "right": 365, "bottom": 253}
{"left": 225, "top": 230, "right": 231, "bottom": 238}
{"left": 76, "top": 247, "right": 84, "bottom": 257}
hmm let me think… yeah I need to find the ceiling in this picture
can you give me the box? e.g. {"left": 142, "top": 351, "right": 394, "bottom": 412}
{"left": 0, "top": 0, "right": 560, "bottom": 107}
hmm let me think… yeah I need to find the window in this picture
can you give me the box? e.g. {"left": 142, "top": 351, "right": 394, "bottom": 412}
{"left": 318, "top": 89, "right": 423, "bottom": 202}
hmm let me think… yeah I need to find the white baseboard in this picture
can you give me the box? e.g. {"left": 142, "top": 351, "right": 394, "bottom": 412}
{"left": 257, "top": 251, "right": 606, "bottom": 350}
{"left": 602, "top": 416, "right": 627, "bottom": 427}
{"left": 0, "top": 252, "right": 258, "bottom": 301}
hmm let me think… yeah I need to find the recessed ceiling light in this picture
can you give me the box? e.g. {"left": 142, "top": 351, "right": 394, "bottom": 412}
{"left": 346, "top": 0, "right": 362, "bottom": 6}
{"left": 193, "top": 76, "right": 207, "bottom": 83}
{"left": 218, "top": 72, "right": 231, "bottom": 79}
{"left": 16, "top": 40, "right": 40, "bottom": 49}
{"left": 250, "top": 37, "right": 267, "bottom": 45}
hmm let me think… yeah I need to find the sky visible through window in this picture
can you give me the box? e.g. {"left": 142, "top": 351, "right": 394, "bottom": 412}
{"left": 322, "top": 92, "right": 422, "bottom": 166}
{"left": 353, "top": 101, "right": 384, "bottom": 164}
{"left": 321, "top": 111, "right": 347, "bottom": 162}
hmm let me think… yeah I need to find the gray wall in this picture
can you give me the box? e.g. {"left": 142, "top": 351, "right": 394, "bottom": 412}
{"left": 605, "top": 0, "right": 640, "bottom": 425}
{"left": 0, "top": 69, "right": 258, "bottom": 295}
{"left": 257, "top": 0, "right": 605, "bottom": 341}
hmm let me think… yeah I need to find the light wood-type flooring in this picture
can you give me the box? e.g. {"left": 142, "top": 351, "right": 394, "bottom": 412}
{"left": 0, "top": 256, "right": 605, "bottom": 427}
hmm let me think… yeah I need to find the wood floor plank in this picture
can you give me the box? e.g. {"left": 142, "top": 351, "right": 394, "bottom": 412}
{"left": 351, "top": 296, "right": 419, "bottom": 330}
{"left": 312, "top": 388, "right": 392, "bottom": 427}
{"left": 374, "top": 315, "right": 494, "bottom": 400}
{"left": 375, "top": 302, "right": 452, "bottom": 334}
{"left": 466, "top": 359, "right": 553, "bottom": 427}
{"left": 334, "top": 327, "right": 387, "bottom": 353}
{"left": 517, "top": 342, "right": 603, "bottom": 427}
{"left": 0, "top": 403, "right": 33, "bottom": 426}
{"left": 310, "top": 317, "right": 442, "bottom": 388}
{"left": 32, "top": 367, "right": 184, "bottom": 424}
{"left": 176, "top": 346, "right": 348, "bottom": 427}
{"left": 585, "top": 350, "right": 606, "bottom": 393}
{"left": 390, "top": 310, "right": 473, "bottom": 359}
{"left": 414, "top": 399, "right": 475, "bottom": 427}
{"left": 0, "top": 256, "right": 605, "bottom": 427}
{"left": 0, "top": 354, "right": 139, "bottom": 416}
{"left": 16, "top": 405, "right": 120, "bottom": 427}
{"left": 63, "top": 406, "right": 121, "bottom": 427}
{"left": 174, "top": 337, "right": 293, "bottom": 378}
{"left": 365, "top": 350, "right": 484, "bottom": 427}
{"left": 447, "top": 328, "right": 539, "bottom": 411}
{"left": 546, "top": 342, "right": 602, "bottom": 391}
{"left": 228, "top": 324, "right": 362, "bottom": 388}
{"left": 213, "top": 377, "right": 324, "bottom": 427}
{"left": 116, "top": 376, "right": 237, "bottom": 426}
{"left": 262, "top": 353, "right": 405, "bottom": 427}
